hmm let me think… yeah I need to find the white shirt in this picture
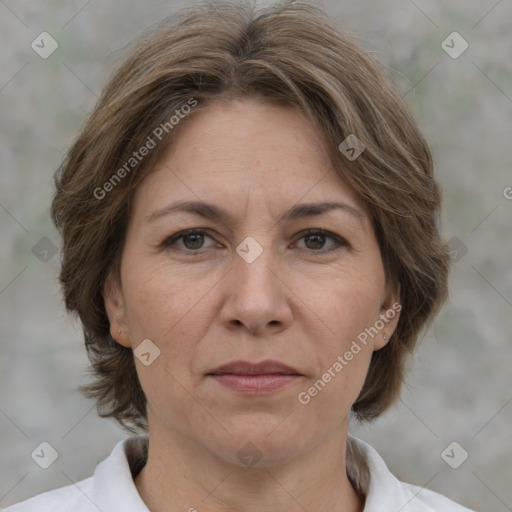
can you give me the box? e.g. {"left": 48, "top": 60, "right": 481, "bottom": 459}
{"left": 2, "top": 435, "right": 476, "bottom": 511}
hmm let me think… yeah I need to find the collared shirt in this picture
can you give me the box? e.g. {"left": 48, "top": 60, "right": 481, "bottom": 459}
{"left": 2, "top": 435, "right": 476, "bottom": 511}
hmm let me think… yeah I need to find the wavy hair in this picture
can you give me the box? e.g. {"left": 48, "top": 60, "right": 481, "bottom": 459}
{"left": 51, "top": 0, "right": 450, "bottom": 433}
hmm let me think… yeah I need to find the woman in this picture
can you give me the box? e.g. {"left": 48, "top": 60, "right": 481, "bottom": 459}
{"left": 5, "top": 1, "right": 476, "bottom": 510}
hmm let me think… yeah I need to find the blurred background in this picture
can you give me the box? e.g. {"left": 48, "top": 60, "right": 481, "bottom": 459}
{"left": 1, "top": 1, "right": 511, "bottom": 510}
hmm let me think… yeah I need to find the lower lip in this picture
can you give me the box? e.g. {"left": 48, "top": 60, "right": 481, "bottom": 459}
{"left": 210, "top": 374, "right": 301, "bottom": 394}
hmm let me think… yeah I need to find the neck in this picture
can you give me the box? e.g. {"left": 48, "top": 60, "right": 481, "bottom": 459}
{"left": 134, "top": 420, "right": 365, "bottom": 512}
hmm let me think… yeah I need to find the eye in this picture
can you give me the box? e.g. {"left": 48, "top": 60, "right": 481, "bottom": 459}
{"left": 161, "top": 229, "right": 219, "bottom": 252}
{"left": 294, "top": 229, "right": 347, "bottom": 253}
{"left": 161, "top": 228, "right": 348, "bottom": 254}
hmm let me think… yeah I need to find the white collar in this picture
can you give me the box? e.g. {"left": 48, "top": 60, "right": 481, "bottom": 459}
{"left": 89, "top": 434, "right": 473, "bottom": 511}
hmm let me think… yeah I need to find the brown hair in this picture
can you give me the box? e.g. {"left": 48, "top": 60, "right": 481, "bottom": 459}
{"left": 51, "top": 0, "right": 450, "bottom": 433}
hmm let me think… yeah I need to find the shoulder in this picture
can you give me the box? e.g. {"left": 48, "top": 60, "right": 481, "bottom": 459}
{"left": 347, "top": 434, "right": 477, "bottom": 512}
{"left": 1, "top": 477, "right": 94, "bottom": 512}
{"left": 397, "top": 480, "right": 476, "bottom": 511}
{"left": 2, "top": 436, "right": 149, "bottom": 512}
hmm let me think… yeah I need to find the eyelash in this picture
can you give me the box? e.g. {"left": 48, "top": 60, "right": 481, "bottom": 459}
{"left": 161, "top": 228, "right": 348, "bottom": 255}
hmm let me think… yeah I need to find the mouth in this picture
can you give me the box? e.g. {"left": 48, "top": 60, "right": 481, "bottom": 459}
{"left": 206, "top": 360, "right": 303, "bottom": 395}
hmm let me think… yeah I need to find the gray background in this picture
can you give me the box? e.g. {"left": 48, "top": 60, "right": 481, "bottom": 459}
{"left": 1, "top": 1, "right": 511, "bottom": 510}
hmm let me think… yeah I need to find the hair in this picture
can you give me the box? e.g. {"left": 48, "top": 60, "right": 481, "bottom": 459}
{"left": 51, "top": 0, "right": 450, "bottom": 433}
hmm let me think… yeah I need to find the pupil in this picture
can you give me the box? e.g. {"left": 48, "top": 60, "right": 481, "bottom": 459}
{"left": 182, "top": 233, "right": 326, "bottom": 250}
{"left": 184, "top": 234, "right": 204, "bottom": 249}
{"left": 306, "top": 234, "right": 324, "bottom": 249}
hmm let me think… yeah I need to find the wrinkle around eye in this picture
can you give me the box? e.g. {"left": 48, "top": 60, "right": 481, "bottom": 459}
{"left": 161, "top": 229, "right": 221, "bottom": 252}
{"left": 157, "top": 227, "right": 353, "bottom": 257}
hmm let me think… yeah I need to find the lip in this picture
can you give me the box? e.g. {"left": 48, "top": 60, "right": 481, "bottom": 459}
{"left": 209, "top": 360, "right": 301, "bottom": 376}
{"left": 206, "top": 360, "right": 303, "bottom": 395}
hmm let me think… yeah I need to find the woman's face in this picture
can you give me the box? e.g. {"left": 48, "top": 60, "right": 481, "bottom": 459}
{"left": 105, "top": 99, "right": 399, "bottom": 465}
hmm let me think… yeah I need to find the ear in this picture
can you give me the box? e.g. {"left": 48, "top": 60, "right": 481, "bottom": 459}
{"left": 103, "top": 270, "right": 132, "bottom": 348}
{"left": 373, "top": 279, "right": 401, "bottom": 351}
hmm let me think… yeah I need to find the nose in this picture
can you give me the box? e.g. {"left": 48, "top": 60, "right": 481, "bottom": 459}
{"left": 219, "top": 246, "right": 293, "bottom": 336}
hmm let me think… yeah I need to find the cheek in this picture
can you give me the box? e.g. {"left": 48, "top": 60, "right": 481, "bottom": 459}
{"left": 305, "top": 263, "right": 384, "bottom": 346}
{"left": 294, "top": 266, "right": 383, "bottom": 406}
{"left": 121, "top": 259, "right": 223, "bottom": 371}
{"left": 121, "top": 263, "right": 210, "bottom": 415}
{"left": 122, "top": 262, "right": 187, "bottom": 341}
{"left": 296, "top": 290, "right": 377, "bottom": 424}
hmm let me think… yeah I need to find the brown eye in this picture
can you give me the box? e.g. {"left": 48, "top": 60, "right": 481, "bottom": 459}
{"left": 181, "top": 233, "right": 205, "bottom": 250}
{"left": 162, "top": 229, "right": 217, "bottom": 252}
{"left": 304, "top": 232, "right": 327, "bottom": 250}
{"left": 295, "top": 229, "right": 347, "bottom": 253}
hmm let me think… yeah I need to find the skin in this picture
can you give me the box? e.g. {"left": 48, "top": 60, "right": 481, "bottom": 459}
{"left": 104, "top": 99, "right": 400, "bottom": 512}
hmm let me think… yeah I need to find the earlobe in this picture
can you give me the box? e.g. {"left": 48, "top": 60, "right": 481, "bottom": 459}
{"left": 374, "top": 282, "right": 401, "bottom": 351}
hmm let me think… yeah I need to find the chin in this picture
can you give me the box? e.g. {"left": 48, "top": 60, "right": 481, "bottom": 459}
{"left": 205, "top": 415, "right": 311, "bottom": 468}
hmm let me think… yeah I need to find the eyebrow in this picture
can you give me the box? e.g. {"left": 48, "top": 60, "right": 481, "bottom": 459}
{"left": 146, "top": 199, "right": 364, "bottom": 227}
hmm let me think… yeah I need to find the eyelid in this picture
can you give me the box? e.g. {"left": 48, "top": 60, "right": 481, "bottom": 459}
{"left": 292, "top": 228, "right": 349, "bottom": 252}
{"left": 161, "top": 227, "right": 349, "bottom": 253}
{"left": 161, "top": 228, "right": 219, "bottom": 250}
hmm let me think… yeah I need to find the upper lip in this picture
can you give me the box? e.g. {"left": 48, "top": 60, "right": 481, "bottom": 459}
{"left": 207, "top": 360, "right": 302, "bottom": 376}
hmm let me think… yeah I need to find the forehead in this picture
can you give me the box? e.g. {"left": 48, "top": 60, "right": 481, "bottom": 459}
{"left": 132, "top": 99, "right": 367, "bottom": 222}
